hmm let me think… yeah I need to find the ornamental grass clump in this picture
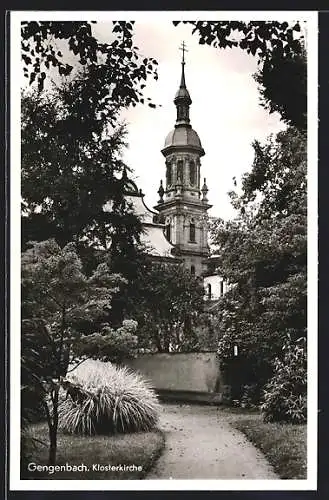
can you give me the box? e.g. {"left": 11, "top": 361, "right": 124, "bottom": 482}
{"left": 58, "top": 360, "right": 160, "bottom": 435}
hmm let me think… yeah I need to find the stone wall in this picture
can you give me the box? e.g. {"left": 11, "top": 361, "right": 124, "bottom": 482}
{"left": 124, "top": 352, "right": 224, "bottom": 396}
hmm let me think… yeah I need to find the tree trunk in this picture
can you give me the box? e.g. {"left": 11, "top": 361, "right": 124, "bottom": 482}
{"left": 48, "top": 387, "right": 59, "bottom": 466}
{"left": 48, "top": 427, "right": 57, "bottom": 466}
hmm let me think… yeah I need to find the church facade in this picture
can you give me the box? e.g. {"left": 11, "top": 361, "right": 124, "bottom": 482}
{"left": 122, "top": 51, "right": 225, "bottom": 301}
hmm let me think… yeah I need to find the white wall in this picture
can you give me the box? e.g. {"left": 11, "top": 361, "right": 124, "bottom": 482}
{"left": 204, "top": 275, "right": 227, "bottom": 300}
{"left": 125, "top": 352, "right": 223, "bottom": 393}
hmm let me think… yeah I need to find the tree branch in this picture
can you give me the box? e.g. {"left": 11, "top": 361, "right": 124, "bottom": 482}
{"left": 66, "top": 357, "right": 91, "bottom": 373}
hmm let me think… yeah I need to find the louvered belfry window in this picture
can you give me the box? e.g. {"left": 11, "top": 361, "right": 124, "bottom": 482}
{"left": 190, "top": 160, "right": 196, "bottom": 185}
{"left": 190, "top": 222, "right": 196, "bottom": 242}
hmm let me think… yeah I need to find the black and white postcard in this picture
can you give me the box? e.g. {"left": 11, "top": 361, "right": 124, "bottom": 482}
{"left": 8, "top": 9, "right": 318, "bottom": 492}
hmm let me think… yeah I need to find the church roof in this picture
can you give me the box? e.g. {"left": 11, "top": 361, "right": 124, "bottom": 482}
{"left": 103, "top": 190, "right": 177, "bottom": 259}
{"left": 102, "top": 169, "right": 177, "bottom": 258}
{"left": 140, "top": 225, "right": 176, "bottom": 258}
{"left": 125, "top": 194, "right": 155, "bottom": 224}
{"left": 125, "top": 194, "right": 177, "bottom": 258}
{"left": 163, "top": 126, "right": 204, "bottom": 153}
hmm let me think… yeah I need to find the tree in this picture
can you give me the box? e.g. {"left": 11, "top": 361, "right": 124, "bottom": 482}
{"left": 21, "top": 239, "right": 138, "bottom": 465}
{"left": 118, "top": 260, "right": 205, "bottom": 352}
{"left": 173, "top": 21, "right": 306, "bottom": 130}
{"left": 253, "top": 47, "right": 306, "bottom": 131}
{"left": 21, "top": 21, "right": 158, "bottom": 109}
{"left": 21, "top": 20, "right": 159, "bottom": 270}
{"left": 210, "top": 127, "right": 306, "bottom": 403}
{"left": 21, "top": 77, "right": 143, "bottom": 270}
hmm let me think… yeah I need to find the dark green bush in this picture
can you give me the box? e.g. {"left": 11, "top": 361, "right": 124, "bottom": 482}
{"left": 240, "top": 383, "right": 260, "bottom": 408}
{"left": 261, "top": 338, "right": 307, "bottom": 423}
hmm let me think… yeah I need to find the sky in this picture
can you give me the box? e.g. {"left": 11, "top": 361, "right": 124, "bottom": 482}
{"left": 19, "top": 16, "right": 311, "bottom": 221}
{"left": 92, "top": 21, "right": 286, "bottom": 220}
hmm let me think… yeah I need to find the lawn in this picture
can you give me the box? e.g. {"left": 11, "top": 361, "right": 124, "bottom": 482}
{"left": 228, "top": 413, "right": 307, "bottom": 479}
{"left": 22, "top": 423, "right": 165, "bottom": 480}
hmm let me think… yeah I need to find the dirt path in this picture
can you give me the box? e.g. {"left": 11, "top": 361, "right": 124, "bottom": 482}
{"left": 147, "top": 403, "right": 278, "bottom": 480}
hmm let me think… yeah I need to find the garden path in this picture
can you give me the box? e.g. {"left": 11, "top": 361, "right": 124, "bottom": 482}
{"left": 147, "top": 403, "right": 278, "bottom": 480}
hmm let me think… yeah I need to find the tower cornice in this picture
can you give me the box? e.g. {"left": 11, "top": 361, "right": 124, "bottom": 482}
{"left": 154, "top": 198, "right": 213, "bottom": 213}
{"left": 161, "top": 143, "right": 205, "bottom": 157}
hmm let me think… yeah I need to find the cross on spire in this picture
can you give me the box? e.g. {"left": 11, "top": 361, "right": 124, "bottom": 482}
{"left": 179, "top": 41, "right": 188, "bottom": 64}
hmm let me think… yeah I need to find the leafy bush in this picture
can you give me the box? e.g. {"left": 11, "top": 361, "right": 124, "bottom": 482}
{"left": 76, "top": 320, "right": 139, "bottom": 363}
{"left": 58, "top": 360, "right": 160, "bottom": 435}
{"left": 261, "top": 338, "right": 307, "bottom": 423}
{"left": 239, "top": 384, "right": 260, "bottom": 408}
{"left": 231, "top": 384, "right": 259, "bottom": 408}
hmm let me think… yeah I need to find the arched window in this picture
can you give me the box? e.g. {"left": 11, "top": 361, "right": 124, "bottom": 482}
{"left": 189, "top": 160, "right": 196, "bottom": 185}
{"left": 189, "top": 222, "right": 196, "bottom": 242}
{"left": 166, "top": 162, "right": 172, "bottom": 186}
{"left": 207, "top": 283, "right": 212, "bottom": 299}
{"left": 191, "top": 265, "right": 195, "bottom": 275}
{"left": 177, "top": 160, "right": 183, "bottom": 183}
{"left": 166, "top": 224, "right": 171, "bottom": 242}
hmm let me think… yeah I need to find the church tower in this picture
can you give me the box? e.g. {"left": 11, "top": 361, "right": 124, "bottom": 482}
{"left": 154, "top": 44, "right": 212, "bottom": 277}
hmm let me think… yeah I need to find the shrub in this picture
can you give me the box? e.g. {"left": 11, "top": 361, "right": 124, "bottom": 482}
{"left": 238, "top": 383, "right": 260, "bottom": 408}
{"left": 76, "top": 320, "right": 139, "bottom": 364}
{"left": 261, "top": 338, "right": 307, "bottom": 423}
{"left": 58, "top": 360, "right": 160, "bottom": 435}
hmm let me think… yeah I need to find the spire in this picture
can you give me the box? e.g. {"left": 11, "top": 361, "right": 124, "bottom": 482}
{"left": 179, "top": 60, "right": 187, "bottom": 89}
{"left": 178, "top": 41, "right": 188, "bottom": 90}
{"left": 174, "top": 42, "right": 192, "bottom": 127}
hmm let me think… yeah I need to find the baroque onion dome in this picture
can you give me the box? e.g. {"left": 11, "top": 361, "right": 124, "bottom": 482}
{"left": 162, "top": 48, "right": 205, "bottom": 157}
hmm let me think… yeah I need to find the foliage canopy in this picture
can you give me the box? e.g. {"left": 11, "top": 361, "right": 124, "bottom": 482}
{"left": 210, "top": 127, "right": 307, "bottom": 409}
